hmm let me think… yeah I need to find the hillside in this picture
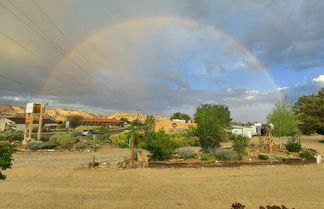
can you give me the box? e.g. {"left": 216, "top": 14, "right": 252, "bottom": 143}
{"left": 107, "top": 112, "right": 169, "bottom": 122}
{"left": 0, "top": 104, "right": 103, "bottom": 121}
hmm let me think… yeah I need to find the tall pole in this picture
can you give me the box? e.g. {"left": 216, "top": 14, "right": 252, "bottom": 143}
{"left": 37, "top": 104, "right": 45, "bottom": 140}
{"left": 28, "top": 111, "right": 34, "bottom": 140}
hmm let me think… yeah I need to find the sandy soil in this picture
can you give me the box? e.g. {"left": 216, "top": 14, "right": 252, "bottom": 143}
{"left": 1, "top": 135, "right": 324, "bottom": 209}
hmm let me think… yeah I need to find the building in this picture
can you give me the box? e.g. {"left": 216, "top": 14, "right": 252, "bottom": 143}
{"left": 80, "top": 118, "right": 124, "bottom": 127}
{"left": 155, "top": 120, "right": 197, "bottom": 133}
{"left": 230, "top": 125, "right": 253, "bottom": 138}
{"left": 0, "top": 117, "right": 59, "bottom": 132}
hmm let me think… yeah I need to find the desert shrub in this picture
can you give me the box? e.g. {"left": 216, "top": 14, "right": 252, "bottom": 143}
{"left": 41, "top": 144, "right": 57, "bottom": 149}
{"left": 199, "top": 153, "right": 214, "bottom": 161}
{"left": 299, "top": 150, "right": 314, "bottom": 159}
{"left": 169, "top": 132, "right": 200, "bottom": 147}
{"left": 110, "top": 131, "right": 129, "bottom": 148}
{"left": 177, "top": 146, "right": 197, "bottom": 159}
{"left": 49, "top": 133, "right": 76, "bottom": 149}
{"left": 143, "top": 130, "right": 179, "bottom": 160}
{"left": 214, "top": 148, "right": 233, "bottom": 161}
{"left": 73, "top": 142, "right": 86, "bottom": 150}
{"left": 258, "top": 136, "right": 264, "bottom": 148}
{"left": 0, "top": 143, "right": 16, "bottom": 180}
{"left": 231, "top": 134, "right": 250, "bottom": 160}
{"left": 26, "top": 141, "right": 43, "bottom": 150}
{"left": 249, "top": 142, "right": 257, "bottom": 148}
{"left": 40, "top": 135, "right": 50, "bottom": 142}
{"left": 258, "top": 154, "right": 269, "bottom": 160}
{"left": 96, "top": 124, "right": 111, "bottom": 143}
{"left": 0, "top": 130, "right": 23, "bottom": 141}
{"left": 319, "top": 140, "right": 324, "bottom": 144}
{"left": 126, "top": 130, "right": 145, "bottom": 148}
{"left": 285, "top": 135, "right": 301, "bottom": 152}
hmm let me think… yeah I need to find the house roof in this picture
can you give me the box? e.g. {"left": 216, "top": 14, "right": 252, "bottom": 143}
{"left": 6, "top": 117, "right": 58, "bottom": 125}
{"left": 81, "top": 118, "right": 124, "bottom": 123}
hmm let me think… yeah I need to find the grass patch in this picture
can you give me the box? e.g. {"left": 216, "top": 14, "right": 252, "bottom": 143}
{"left": 319, "top": 140, "right": 324, "bottom": 144}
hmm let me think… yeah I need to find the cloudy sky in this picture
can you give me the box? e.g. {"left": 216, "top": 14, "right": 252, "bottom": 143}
{"left": 0, "top": 0, "right": 323, "bottom": 122}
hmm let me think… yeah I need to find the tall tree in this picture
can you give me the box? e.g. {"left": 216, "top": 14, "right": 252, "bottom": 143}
{"left": 194, "top": 104, "right": 231, "bottom": 154}
{"left": 170, "top": 112, "right": 191, "bottom": 122}
{"left": 267, "top": 100, "right": 298, "bottom": 137}
{"left": 65, "top": 115, "right": 83, "bottom": 129}
{"left": 293, "top": 88, "right": 324, "bottom": 134}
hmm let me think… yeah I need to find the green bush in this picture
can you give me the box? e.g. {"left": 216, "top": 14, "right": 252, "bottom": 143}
{"left": 96, "top": 124, "right": 111, "bottom": 143}
{"left": 258, "top": 154, "right": 269, "bottom": 160}
{"left": 177, "top": 146, "right": 197, "bottom": 159}
{"left": 285, "top": 135, "right": 301, "bottom": 152}
{"left": 73, "top": 142, "right": 86, "bottom": 150}
{"left": 143, "top": 130, "right": 180, "bottom": 160}
{"left": 40, "top": 135, "right": 50, "bottom": 142}
{"left": 26, "top": 141, "right": 43, "bottom": 150}
{"left": 49, "top": 133, "right": 76, "bottom": 149}
{"left": 319, "top": 140, "right": 324, "bottom": 144}
{"left": 41, "top": 144, "right": 57, "bottom": 149}
{"left": 110, "top": 131, "right": 129, "bottom": 148}
{"left": 299, "top": 150, "right": 314, "bottom": 159}
{"left": 169, "top": 132, "right": 200, "bottom": 147}
{"left": 199, "top": 153, "right": 213, "bottom": 161}
{"left": 0, "top": 130, "right": 23, "bottom": 141}
{"left": 0, "top": 143, "right": 16, "bottom": 180}
{"left": 231, "top": 134, "right": 250, "bottom": 160}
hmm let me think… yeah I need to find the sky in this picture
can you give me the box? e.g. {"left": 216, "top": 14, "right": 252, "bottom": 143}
{"left": 0, "top": 0, "right": 323, "bottom": 122}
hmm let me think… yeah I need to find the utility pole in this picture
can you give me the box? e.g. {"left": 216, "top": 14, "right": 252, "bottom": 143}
{"left": 37, "top": 104, "right": 46, "bottom": 140}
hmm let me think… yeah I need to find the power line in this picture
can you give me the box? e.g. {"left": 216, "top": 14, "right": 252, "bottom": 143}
{"left": 31, "top": 0, "right": 98, "bottom": 77}
{"left": 1, "top": 1, "right": 110, "bottom": 92}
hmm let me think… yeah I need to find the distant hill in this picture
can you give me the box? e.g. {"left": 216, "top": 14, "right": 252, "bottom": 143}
{"left": 0, "top": 104, "right": 103, "bottom": 121}
{"left": 107, "top": 112, "right": 170, "bottom": 122}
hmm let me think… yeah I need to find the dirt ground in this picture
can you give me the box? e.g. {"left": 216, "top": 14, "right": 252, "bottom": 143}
{"left": 1, "top": 135, "right": 324, "bottom": 209}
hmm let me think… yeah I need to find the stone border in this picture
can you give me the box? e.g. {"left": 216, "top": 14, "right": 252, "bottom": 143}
{"left": 148, "top": 158, "right": 317, "bottom": 168}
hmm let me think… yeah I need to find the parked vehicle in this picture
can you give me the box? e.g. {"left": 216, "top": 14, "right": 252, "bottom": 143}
{"left": 81, "top": 130, "right": 96, "bottom": 136}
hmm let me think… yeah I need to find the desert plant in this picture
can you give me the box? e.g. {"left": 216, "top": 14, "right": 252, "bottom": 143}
{"left": 96, "top": 124, "right": 111, "bottom": 143}
{"left": 143, "top": 130, "right": 179, "bottom": 160}
{"left": 26, "top": 141, "right": 43, "bottom": 150}
{"left": 214, "top": 148, "right": 233, "bottom": 161}
{"left": 285, "top": 135, "right": 301, "bottom": 152}
{"left": 231, "top": 134, "right": 250, "bottom": 160}
{"left": 0, "top": 143, "right": 16, "bottom": 180}
{"left": 73, "top": 142, "right": 86, "bottom": 150}
{"left": 258, "top": 136, "right": 264, "bottom": 149}
{"left": 258, "top": 154, "right": 269, "bottom": 160}
{"left": 49, "top": 133, "right": 76, "bottom": 149}
{"left": 199, "top": 153, "right": 213, "bottom": 161}
{"left": 299, "top": 150, "right": 314, "bottom": 159}
{"left": 110, "top": 131, "right": 129, "bottom": 148}
{"left": 40, "top": 135, "right": 50, "bottom": 142}
{"left": 177, "top": 146, "right": 197, "bottom": 159}
{"left": 41, "top": 144, "right": 57, "bottom": 149}
{"left": 0, "top": 130, "right": 23, "bottom": 141}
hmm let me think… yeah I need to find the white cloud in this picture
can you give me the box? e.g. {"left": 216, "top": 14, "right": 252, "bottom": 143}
{"left": 313, "top": 75, "right": 324, "bottom": 84}
{"left": 277, "top": 87, "right": 289, "bottom": 91}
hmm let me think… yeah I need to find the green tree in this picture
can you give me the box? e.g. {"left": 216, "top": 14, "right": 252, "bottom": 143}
{"left": 0, "top": 144, "right": 16, "bottom": 180}
{"left": 97, "top": 124, "right": 111, "bottom": 143}
{"left": 231, "top": 134, "right": 250, "bottom": 160}
{"left": 65, "top": 115, "right": 83, "bottom": 129}
{"left": 293, "top": 88, "right": 324, "bottom": 134}
{"left": 120, "top": 117, "right": 129, "bottom": 123}
{"left": 267, "top": 100, "right": 298, "bottom": 137}
{"left": 143, "top": 115, "right": 155, "bottom": 135}
{"left": 170, "top": 112, "right": 191, "bottom": 122}
{"left": 194, "top": 104, "right": 231, "bottom": 154}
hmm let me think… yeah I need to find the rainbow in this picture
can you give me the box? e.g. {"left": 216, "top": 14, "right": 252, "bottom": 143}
{"left": 39, "top": 16, "right": 277, "bottom": 97}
